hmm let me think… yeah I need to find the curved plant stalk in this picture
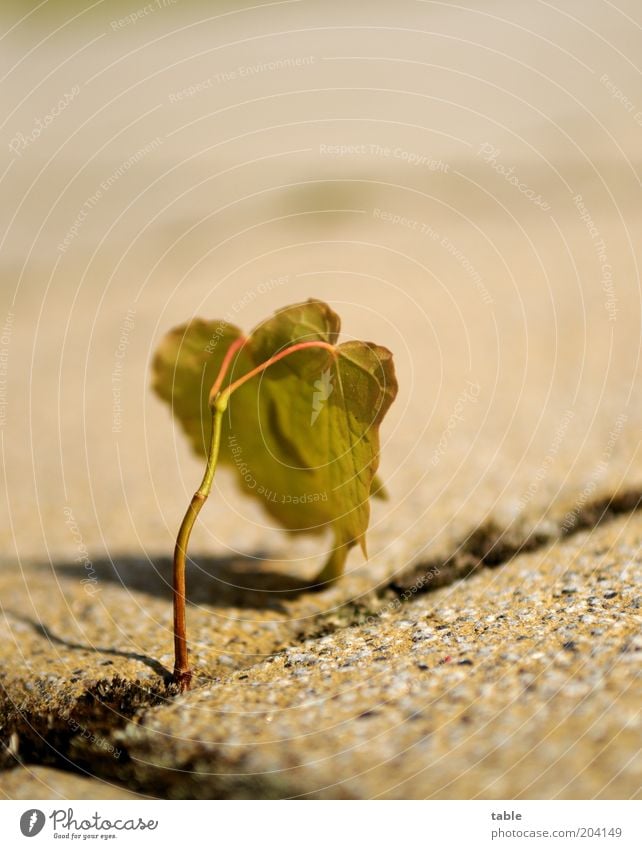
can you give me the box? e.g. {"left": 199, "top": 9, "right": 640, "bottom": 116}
{"left": 172, "top": 402, "right": 224, "bottom": 691}
{"left": 172, "top": 339, "right": 336, "bottom": 691}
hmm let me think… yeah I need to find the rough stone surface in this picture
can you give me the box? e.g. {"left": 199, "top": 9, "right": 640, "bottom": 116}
{"left": 0, "top": 551, "right": 373, "bottom": 772}
{"left": 2, "top": 511, "right": 637, "bottom": 799}
{"left": 113, "top": 511, "right": 641, "bottom": 799}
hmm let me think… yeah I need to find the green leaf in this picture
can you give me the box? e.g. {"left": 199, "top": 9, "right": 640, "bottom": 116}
{"left": 152, "top": 299, "right": 398, "bottom": 583}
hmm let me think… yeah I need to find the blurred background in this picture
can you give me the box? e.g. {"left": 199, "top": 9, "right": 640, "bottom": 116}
{"left": 1, "top": 0, "right": 640, "bottom": 587}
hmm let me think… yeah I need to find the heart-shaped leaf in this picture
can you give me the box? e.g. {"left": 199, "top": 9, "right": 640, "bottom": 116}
{"left": 152, "top": 299, "right": 397, "bottom": 583}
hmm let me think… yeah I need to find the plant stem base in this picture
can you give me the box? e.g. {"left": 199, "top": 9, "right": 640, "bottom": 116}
{"left": 173, "top": 667, "right": 192, "bottom": 693}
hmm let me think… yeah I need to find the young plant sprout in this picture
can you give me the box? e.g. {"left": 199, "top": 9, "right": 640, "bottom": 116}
{"left": 152, "top": 299, "right": 397, "bottom": 691}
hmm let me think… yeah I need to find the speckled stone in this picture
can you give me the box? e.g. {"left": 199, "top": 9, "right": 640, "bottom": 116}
{"left": 0, "top": 550, "right": 381, "bottom": 767}
{"left": 1, "top": 494, "right": 641, "bottom": 798}
{"left": 114, "top": 511, "right": 642, "bottom": 798}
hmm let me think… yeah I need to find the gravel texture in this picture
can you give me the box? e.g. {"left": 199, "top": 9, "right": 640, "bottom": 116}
{"left": 2, "top": 511, "right": 639, "bottom": 798}
{"left": 112, "top": 511, "right": 641, "bottom": 799}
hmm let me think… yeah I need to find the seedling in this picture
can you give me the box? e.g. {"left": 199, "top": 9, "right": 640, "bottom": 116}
{"left": 152, "top": 299, "right": 397, "bottom": 690}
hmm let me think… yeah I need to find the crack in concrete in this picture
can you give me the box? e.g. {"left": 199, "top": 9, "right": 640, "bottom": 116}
{"left": 382, "top": 488, "right": 642, "bottom": 597}
{"left": 2, "top": 486, "right": 641, "bottom": 796}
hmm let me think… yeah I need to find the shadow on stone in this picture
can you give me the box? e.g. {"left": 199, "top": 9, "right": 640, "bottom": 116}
{"left": 54, "top": 553, "right": 315, "bottom": 612}
{"left": 5, "top": 613, "right": 173, "bottom": 682}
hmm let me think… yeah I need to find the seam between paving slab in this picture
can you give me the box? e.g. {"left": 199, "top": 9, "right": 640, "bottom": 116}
{"left": 382, "top": 488, "right": 642, "bottom": 596}
{"left": 1, "top": 485, "right": 641, "bottom": 796}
